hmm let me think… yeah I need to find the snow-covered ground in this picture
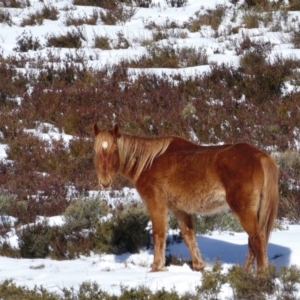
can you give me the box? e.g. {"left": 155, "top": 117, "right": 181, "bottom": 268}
{"left": 1, "top": 0, "right": 300, "bottom": 297}
{"left": 0, "top": 222, "right": 299, "bottom": 298}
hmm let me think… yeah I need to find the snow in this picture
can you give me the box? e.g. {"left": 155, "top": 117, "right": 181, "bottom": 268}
{"left": 0, "top": 225, "right": 299, "bottom": 298}
{"left": 0, "top": 144, "right": 7, "bottom": 160}
{"left": 0, "top": 0, "right": 300, "bottom": 297}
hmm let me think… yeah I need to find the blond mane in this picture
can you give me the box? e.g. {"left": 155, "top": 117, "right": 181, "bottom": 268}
{"left": 118, "top": 134, "right": 173, "bottom": 182}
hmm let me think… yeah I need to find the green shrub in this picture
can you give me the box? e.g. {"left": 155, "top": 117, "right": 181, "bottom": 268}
{"left": 169, "top": 211, "right": 243, "bottom": 235}
{"left": 0, "top": 241, "right": 20, "bottom": 258}
{"left": 17, "top": 221, "right": 52, "bottom": 258}
{"left": 94, "top": 202, "right": 150, "bottom": 254}
{"left": 63, "top": 195, "right": 109, "bottom": 229}
{"left": 49, "top": 225, "right": 94, "bottom": 260}
{"left": 278, "top": 265, "right": 300, "bottom": 299}
{"left": 0, "top": 190, "right": 14, "bottom": 215}
{"left": 0, "top": 279, "right": 60, "bottom": 300}
{"left": 228, "top": 264, "right": 277, "bottom": 299}
{"left": 197, "top": 262, "right": 227, "bottom": 299}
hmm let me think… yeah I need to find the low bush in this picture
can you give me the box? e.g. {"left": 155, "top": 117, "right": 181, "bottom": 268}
{"left": 93, "top": 34, "right": 111, "bottom": 49}
{"left": 63, "top": 195, "right": 109, "bottom": 228}
{"left": 166, "top": 0, "right": 187, "bottom": 7}
{"left": 228, "top": 264, "right": 277, "bottom": 299}
{"left": 20, "top": 11, "right": 44, "bottom": 27}
{"left": 169, "top": 211, "right": 243, "bottom": 235}
{"left": 94, "top": 202, "right": 150, "bottom": 254}
{"left": 41, "top": 5, "right": 60, "bottom": 20}
{"left": 0, "top": 9, "right": 13, "bottom": 25}
{"left": 291, "top": 24, "right": 300, "bottom": 48}
{"left": 13, "top": 31, "right": 42, "bottom": 52}
{"left": 184, "top": 5, "right": 227, "bottom": 32}
{"left": 1, "top": 0, "right": 25, "bottom": 8}
{"left": 127, "top": 43, "right": 208, "bottom": 68}
{"left": 17, "top": 221, "right": 52, "bottom": 258}
{"left": 0, "top": 264, "right": 299, "bottom": 299}
{"left": 45, "top": 29, "right": 84, "bottom": 48}
{"left": 65, "top": 10, "right": 99, "bottom": 26}
{"left": 100, "top": 3, "right": 137, "bottom": 25}
{"left": 197, "top": 262, "right": 227, "bottom": 299}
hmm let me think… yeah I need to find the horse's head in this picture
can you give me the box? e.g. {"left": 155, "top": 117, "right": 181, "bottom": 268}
{"left": 93, "top": 123, "right": 121, "bottom": 189}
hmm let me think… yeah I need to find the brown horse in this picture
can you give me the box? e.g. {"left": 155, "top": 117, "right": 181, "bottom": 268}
{"left": 93, "top": 123, "right": 279, "bottom": 273}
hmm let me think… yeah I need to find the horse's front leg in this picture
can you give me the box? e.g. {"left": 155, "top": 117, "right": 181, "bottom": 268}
{"left": 147, "top": 201, "right": 168, "bottom": 272}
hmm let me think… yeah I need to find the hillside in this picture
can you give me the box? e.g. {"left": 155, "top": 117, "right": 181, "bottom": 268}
{"left": 0, "top": 0, "right": 300, "bottom": 298}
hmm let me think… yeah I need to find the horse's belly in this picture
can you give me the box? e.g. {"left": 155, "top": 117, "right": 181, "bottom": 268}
{"left": 166, "top": 189, "right": 229, "bottom": 215}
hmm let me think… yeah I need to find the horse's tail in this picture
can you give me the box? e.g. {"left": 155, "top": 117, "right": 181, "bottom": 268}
{"left": 259, "top": 155, "right": 279, "bottom": 245}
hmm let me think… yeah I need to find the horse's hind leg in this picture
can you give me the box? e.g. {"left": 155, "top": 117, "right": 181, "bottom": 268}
{"left": 173, "top": 210, "right": 205, "bottom": 271}
{"left": 244, "top": 237, "right": 255, "bottom": 271}
{"left": 236, "top": 212, "right": 267, "bottom": 272}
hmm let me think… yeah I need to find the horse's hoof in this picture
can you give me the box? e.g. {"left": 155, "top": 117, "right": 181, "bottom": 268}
{"left": 192, "top": 262, "right": 206, "bottom": 271}
{"left": 149, "top": 266, "right": 168, "bottom": 272}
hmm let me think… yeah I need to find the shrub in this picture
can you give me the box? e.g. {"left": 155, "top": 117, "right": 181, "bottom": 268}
{"left": 184, "top": 5, "right": 227, "bottom": 32}
{"left": 228, "top": 265, "right": 277, "bottom": 299}
{"left": 289, "top": 0, "right": 300, "bottom": 10}
{"left": 93, "top": 34, "right": 111, "bottom": 49}
{"left": 45, "top": 29, "right": 84, "bottom": 48}
{"left": 166, "top": 0, "right": 187, "bottom": 7}
{"left": 277, "top": 265, "right": 300, "bottom": 299}
{"left": 41, "top": 5, "right": 59, "bottom": 20}
{"left": 0, "top": 9, "right": 13, "bottom": 25}
{"left": 1, "top": 0, "right": 25, "bottom": 8}
{"left": 17, "top": 221, "right": 52, "bottom": 258}
{"left": 0, "top": 190, "right": 14, "bottom": 215}
{"left": 197, "top": 262, "right": 227, "bottom": 299}
{"left": 113, "top": 31, "right": 130, "bottom": 49}
{"left": 100, "top": 3, "right": 138, "bottom": 25}
{"left": 13, "top": 31, "right": 42, "bottom": 52}
{"left": 0, "top": 241, "right": 20, "bottom": 258}
{"left": 242, "top": 10, "right": 260, "bottom": 28}
{"left": 20, "top": 12, "right": 44, "bottom": 27}
{"left": 94, "top": 202, "right": 150, "bottom": 254}
{"left": 291, "top": 24, "right": 300, "bottom": 48}
{"left": 63, "top": 195, "right": 109, "bottom": 229}
{"left": 49, "top": 225, "right": 94, "bottom": 260}
{"left": 135, "top": 0, "right": 152, "bottom": 8}
{"left": 65, "top": 10, "right": 99, "bottom": 26}
{"left": 127, "top": 44, "right": 208, "bottom": 68}
{"left": 169, "top": 211, "right": 243, "bottom": 235}
{"left": 0, "top": 279, "right": 60, "bottom": 300}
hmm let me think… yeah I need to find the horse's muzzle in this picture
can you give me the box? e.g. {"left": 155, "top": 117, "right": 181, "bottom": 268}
{"left": 99, "top": 178, "right": 112, "bottom": 190}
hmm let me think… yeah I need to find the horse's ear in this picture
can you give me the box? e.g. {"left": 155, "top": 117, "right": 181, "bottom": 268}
{"left": 93, "top": 123, "right": 101, "bottom": 136}
{"left": 112, "top": 123, "right": 121, "bottom": 138}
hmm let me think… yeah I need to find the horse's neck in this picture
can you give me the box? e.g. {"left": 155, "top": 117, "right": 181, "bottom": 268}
{"left": 118, "top": 134, "right": 172, "bottom": 182}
